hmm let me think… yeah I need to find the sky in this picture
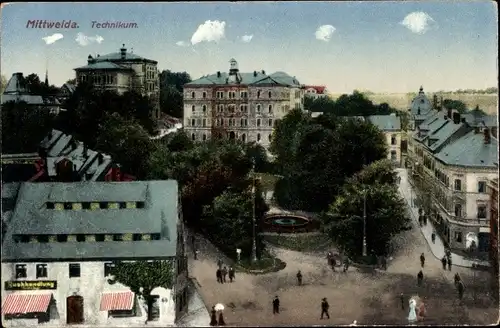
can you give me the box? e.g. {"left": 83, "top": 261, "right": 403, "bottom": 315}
{"left": 1, "top": 1, "right": 498, "bottom": 93}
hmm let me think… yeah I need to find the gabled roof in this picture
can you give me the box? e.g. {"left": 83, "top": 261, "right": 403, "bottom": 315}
{"left": 426, "top": 120, "right": 466, "bottom": 152}
{"left": 435, "top": 130, "right": 498, "bottom": 168}
{"left": 462, "top": 113, "right": 498, "bottom": 128}
{"left": 94, "top": 52, "right": 156, "bottom": 63}
{"left": 1, "top": 180, "right": 179, "bottom": 261}
{"left": 3, "top": 73, "right": 28, "bottom": 94}
{"left": 304, "top": 86, "right": 327, "bottom": 94}
{"left": 367, "top": 115, "right": 401, "bottom": 131}
{"left": 74, "top": 61, "right": 133, "bottom": 71}
{"left": 186, "top": 70, "right": 301, "bottom": 87}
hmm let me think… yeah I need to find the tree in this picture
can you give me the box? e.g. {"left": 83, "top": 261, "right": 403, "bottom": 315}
{"left": 442, "top": 99, "right": 468, "bottom": 113}
{"left": 1, "top": 75, "right": 7, "bottom": 94}
{"left": 468, "top": 105, "right": 487, "bottom": 116}
{"left": 349, "top": 159, "right": 398, "bottom": 186}
{"left": 95, "top": 113, "right": 155, "bottom": 178}
{"left": 159, "top": 70, "right": 192, "bottom": 118}
{"left": 1, "top": 101, "right": 54, "bottom": 154}
{"left": 304, "top": 96, "right": 336, "bottom": 113}
{"left": 65, "top": 78, "right": 77, "bottom": 85}
{"left": 110, "top": 260, "right": 174, "bottom": 322}
{"left": 321, "top": 163, "right": 409, "bottom": 257}
{"left": 244, "top": 142, "right": 272, "bottom": 173}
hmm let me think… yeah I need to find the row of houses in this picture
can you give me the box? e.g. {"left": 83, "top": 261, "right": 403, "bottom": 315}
{"left": 406, "top": 87, "right": 498, "bottom": 255}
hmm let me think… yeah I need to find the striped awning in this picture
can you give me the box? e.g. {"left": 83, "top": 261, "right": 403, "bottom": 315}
{"left": 2, "top": 293, "right": 52, "bottom": 315}
{"left": 100, "top": 292, "right": 135, "bottom": 311}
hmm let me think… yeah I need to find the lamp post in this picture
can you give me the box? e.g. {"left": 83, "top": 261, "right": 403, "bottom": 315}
{"left": 251, "top": 160, "right": 258, "bottom": 263}
{"left": 362, "top": 189, "right": 367, "bottom": 257}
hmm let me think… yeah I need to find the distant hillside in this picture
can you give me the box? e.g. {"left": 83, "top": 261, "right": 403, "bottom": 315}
{"left": 330, "top": 93, "right": 498, "bottom": 115}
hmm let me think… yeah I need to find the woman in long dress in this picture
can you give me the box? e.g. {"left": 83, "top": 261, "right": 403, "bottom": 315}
{"left": 210, "top": 306, "right": 218, "bottom": 326}
{"left": 408, "top": 299, "right": 417, "bottom": 323}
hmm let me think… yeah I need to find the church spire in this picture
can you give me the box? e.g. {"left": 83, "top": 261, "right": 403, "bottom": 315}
{"left": 45, "top": 69, "right": 49, "bottom": 86}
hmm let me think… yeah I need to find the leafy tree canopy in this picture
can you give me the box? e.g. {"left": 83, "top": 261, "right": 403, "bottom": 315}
{"left": 442, "top": 99, "right": 468, "bottom": 113}
{"left": 159, "top": 70, "right": 192, "bottom": 118}
{"left": 21, "top": 73, "right": 59, "bottom": 96}
{"left": 1, "top": 101, "right": 54, "bottom": 154}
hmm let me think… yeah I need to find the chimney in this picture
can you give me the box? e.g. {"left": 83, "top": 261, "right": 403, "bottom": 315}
{"left": 447, "top": 108, "right": 452, "bottom": 120}
{"left": 484, "top": 128, "right": 491, "bottom": 144}
{"left": 217, "top": 71, "right": 221, "bottom": 78}
{"left": 261, "top": 70, "right": 265, "bottom": 74}
{"left": 253, "top": 71, "right": 257, "bottom": 77}
{"left": 87, "top": 55, "right": 93, "bottom": 64}
{"left": 120, "top": 44, "right": 126, "bottom": 59}
{"left": 452, "top": 112, "right": 460, "bottom": 124}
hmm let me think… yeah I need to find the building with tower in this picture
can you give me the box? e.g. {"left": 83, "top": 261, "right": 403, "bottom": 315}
{"left": 183, "top": 59, "right": 305, "bottom": 148}
{"left": 74, "top": 44, "right": 160, "bottom": 120}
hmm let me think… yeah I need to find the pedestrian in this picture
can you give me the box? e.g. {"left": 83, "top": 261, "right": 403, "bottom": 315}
{"left": 454, "top": 273, "right": 461, "bottom": 286}
{"left": 222, "top": 266, "right": 228, "bottom": 283}
{"left": 381, "top": 256, "right": 387, "bottom": 270}
{"left": 445, "top": 248, "right": 451, "bottom": 258}
{"left": 400, "top": 293, "right": 405, "bottom": 310}
{"left": 218, "top": 311, "right": 225, "bottom": 326}
{"left": 217, "top": 259, "right": 223, "bottom": 270}
{"left": 327, "top": 252, "right": 333, "bottom": 266}
{"left": 210, "top": 306, "right": 218, "bottom": 326}
{"left": 216, "top": 268, "right": 222, "bottom": 283}
{"left": 420, "top": 253, "right": 425, "bottom": 268}
{"left": 194, "top": 249, "right": 198, "bottom": 260}
{"left": 447, "top": 256, "right": 452, "bottom": 271}
{"left": 457, "top": 281, "right": 464, "bottom": 300}
{"left": 441, "top": 256, "right": 447, "bottom": 270}
{"left": 343, "top": 257, "right": 350, "bottom": 272}
{"left": 417, "top": 270, "right": 423, "bottom": 287}
{"left": 431, "top": 231, "right": 436, "bottom": 243}
{"left": 320, "top": 298, "right": 330, "bottom": 319}
{"left": 228, "top": 267, "right": 235, "bottom": 282}
{"left": 272, "top": 296, "right": 280, "bottom": 314}
{"left": 331, "top": 257, "right": 336, "bottom": 272}
{"left": 423, "top": 215, "right": 427, "bottom": 225}
{"left": 296, "top": 270, "right": 303, "bottom": 286}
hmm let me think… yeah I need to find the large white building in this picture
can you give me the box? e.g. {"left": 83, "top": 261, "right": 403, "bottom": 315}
{"left": 366, "top": 114, "right": 402, "bottom": 166}
{"left": 74, "top": 44, "right": 160, "bottom": 120}
{"left": 183, "top": 59, "right": 305, "bottom": 148}
{"left": 1, "top": 181, "right": 188, "bottom": 327}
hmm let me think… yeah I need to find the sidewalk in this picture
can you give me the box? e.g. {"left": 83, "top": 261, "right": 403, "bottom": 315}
{"left": 395, "top": 168, "right": 490, "bottom": 269}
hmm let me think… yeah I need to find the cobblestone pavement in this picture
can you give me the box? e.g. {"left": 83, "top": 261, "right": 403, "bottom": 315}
{"left": 186, "top": 170, "right": 499, "bottom": 326}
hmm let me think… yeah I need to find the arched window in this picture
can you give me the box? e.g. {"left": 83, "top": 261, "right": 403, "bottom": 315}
{"left": 268, "top": 91, "right": 272, "bottom": 98}
{"left": 202, "top": 92, "right": 207, "bottom": 99}
{"left": 268, "top": 104, "right": 273, "bottom": 113}
{"left": 191, "top": 133, "right": 196, "bottom": 141}
{"left": 257, "top": 90, "right": 261, "bottom": 98}
{"left": 268, "top": 134, "right": 272, "bottom": 141}
{"left": 191, "top": 92, "right": 195, "bottom": 99}
{"left": 202, "top": 105, "right": 207, "bottom": 112}
{"left": 240, "top": 118, "right": 244, "bottom": 126}
{"left": 242, "top": 134, "right": 246, "bottom": 142}
{"left": 192, "top": 105, "right": 195, "bottom": 112}
{"left": 257, "top": 119, "right": 261, "bottom": 127}
{"left": 256, "top": 104, "right": 261, "bottom": 113}
{"left": 257, "top": 133, "right": 261, "bottom": 142}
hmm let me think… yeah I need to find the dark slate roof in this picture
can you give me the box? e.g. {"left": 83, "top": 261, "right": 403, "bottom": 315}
{"left": 62, "top": 83, "right": 76, "bottom": 93}
{"left": 2, "top": 73, "right": 61, "bottom": 106}
{"left": 426, "top": 120, "right": 465, "bottom": 152}
{"left": 2, "top": 180, "right": 179, "bottom": 261}
{"left": 94, "top": 51, "right": 156, "bottom": 63}
{"left": 3, "top": 73, "right": 27, "bottom": 94}
{"left": 367, "top": 115, "right": 401, "bottom": 131}
{"left": 1, "top": 182, "right": 21, "bottom": 201}
{"left": 410, "top": 87, "right": 433, "bottom": 116}
{"left": 435, "top": 130, "right": 498, "bottom": 168}
{"left": 186, "top": 70, "right": 301, "bottom": 87}
{"left": 74, "top": 61, "right": 132, "bottom": 71}
{"left": 462, "top": 113, "right": 498, "bottom": 128}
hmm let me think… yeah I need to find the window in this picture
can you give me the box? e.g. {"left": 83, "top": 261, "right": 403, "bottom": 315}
{"left": 477, "top": 205, "right": 487, "bottom": 219}
{"left": 257, "top": 119, "right": 261, "bottom": 127}
{"left": 46, "top": 202, "right": 55, "bottom": 209}
{"left": 257, "top": 91, "right": 261, "bottom": 98}
{"left": 256, "top": 104, "right": 261, "bottom": 113}
{"left": 202, "top": 92, "right": 207, "bottom": 99}
{"left": 454, "top": 204, "right": 462, "bottom": 217}
{"left": 202, "top": 119, "right": 206, "bottom": 127}
{"left": 268, "top": 134, "right": 272, "bottom": 141}
{"left": 268, "top": 105, "right": 273, "bottom": 113}
{"left": 229, "top": 119, "right": 233, "bottom": 127}
{"left": 391, "top": 135, "right": 397, "bottom": 145}
{"left": 268, "top": 91, "right": 272, "bottom": 98}
{"left": 64, "top": 202, "right": 72, "bottom": 210}
{"left": 99, "top": 202, "right": 108, "bottom": 209}
{"left": 94, "top": 234, "right": 104, "bottom": 242}
{"left": 455, "top": 231, "right": 462, "bottom": 243}
{"left": 454, "top": 179, "right": 462, "bottom": 191}
{"left": 36, "top": 264, "right": 48, "bottom": 278}
{"left": 57, "top": 235, "right": 68, "bottom": 242}
{"left": 76, "top": 234, "right": 85, "bottom": 242}
{"left": 257, "top": 133, "right": 261, "bottom": 142}
{"left": 244, "top": 119, "right": 248, "bottom": 127}
{"left": 268, "top": 119, "right": 273, "bottom": 127}
{"left": 202, "top": 134, "right": 207, "bottom": 141}
{"left": 478, "top": 181, "right": 486, "bottom": 193}
{"left": 391, "top": 150, "right": 397, "bottom": 161}
{"left": 119, "top": 202, "right": 127, "bottom": 209}
{"left": 191, "top": 105, "right": 195, "bottom": 113}
{"left": 113, "top": 234, "right": 123, "bottom": 241}
{"left": 69, "top": 263, "right": 81, "bottom": 278}
{"left": 191, "top": 92, "right": 195, "bottom": 99}
{"left": 242, "top": 134, "right": 246, "bottom": 142}
{"left": 202, "top": 105, "right": 206, "bottom": 113}
{"left": 37, "top": 235, "right": 49, "bottom": 243}
{"left": 15, "top": 264, "right": 27, "bottom": 278}
{"left": 151, "top": 233, "right": 161, "bottom": 240}
{"left": 240, "top": 91, "right": 248, "bottom": 98}
{"left": 240, "top": 118, "right": 244, "bottom": 127}
{"left": 136, "top": 201, "right": 145, "bottom": 209}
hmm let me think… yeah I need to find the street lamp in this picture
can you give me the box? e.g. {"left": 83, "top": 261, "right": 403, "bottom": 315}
{"left": 362, "top": 189, "right": 367, "bottom": 257}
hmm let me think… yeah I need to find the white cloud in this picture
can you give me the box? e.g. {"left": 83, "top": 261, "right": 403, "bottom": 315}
{"left": 191, "top": 20, "right": 226, "bottom": 45}
{"left": 400, "top": 11, "right": 436, "bottom": 34}
{"left": 42, "top": 33, "right": 64, "bottom": 45}
{"left": 240, "top": 35, "right": 253, "bottom": 43}
{"left": 315, "top": 25, "right": 336, "bottom": 42}
{"left": 176, "top": 41, "right": 190, "bottom": 47}
{"left": 75, "top": 33, "right": 104, "bottom": 46}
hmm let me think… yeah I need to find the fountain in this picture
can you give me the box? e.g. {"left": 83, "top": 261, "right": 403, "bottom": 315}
{"left": 262, "top": 214, "right": 317, "bottom": 233}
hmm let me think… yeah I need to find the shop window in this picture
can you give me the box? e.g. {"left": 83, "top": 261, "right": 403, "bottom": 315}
{"left": 69, "top": 263, "right": 81, "bottom": 278}
{"left": 126, "top": 202, "right": 136, "bottom": 209}
{"left": 54, "top": 203, "right": 64, "bottom": 210}
{"left": 455, "top": 231, "right": 462, "bottom": 243}
{"left": 36, "top": 264, "right": 48, "bottom": 278}
{"left": 72, "top": 203, "right": 82, "bottom": 210}
{"left": 90, "top": 202, "right": 100, "bottom": 210}
{"left": 15, "top": 264, "right": 27, "bottom": 278}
